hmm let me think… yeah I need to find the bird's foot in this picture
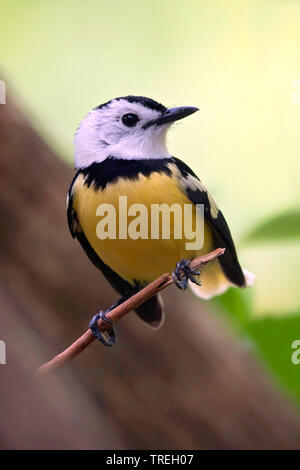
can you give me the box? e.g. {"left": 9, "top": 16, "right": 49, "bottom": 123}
{"left": 89, "top": 310, "right": 116, "bottom": 347}
{"left": 172, "top": 259, "right": 202, "bottom": 290}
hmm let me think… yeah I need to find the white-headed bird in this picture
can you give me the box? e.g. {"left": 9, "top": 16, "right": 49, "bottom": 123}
{"left": 67, "top": 96, "right": 254, "bottom": 345}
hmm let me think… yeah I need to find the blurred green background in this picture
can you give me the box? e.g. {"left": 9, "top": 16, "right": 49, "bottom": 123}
{"left": 1, "top": 0, "right": 300, "bottom": 400}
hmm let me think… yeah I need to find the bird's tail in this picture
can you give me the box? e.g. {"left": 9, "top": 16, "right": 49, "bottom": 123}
{"left": 189, "top": 259, "right": 255, "bottom": 300}
{"left": 135, "top": 293, "right": 165, "bottom": 328}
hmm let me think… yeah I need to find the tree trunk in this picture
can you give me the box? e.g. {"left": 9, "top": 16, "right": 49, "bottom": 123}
{"left": 0, "top": 93, "right": 300, "bottom": 449}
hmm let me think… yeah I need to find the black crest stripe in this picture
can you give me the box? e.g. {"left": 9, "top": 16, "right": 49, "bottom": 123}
{"left": 94, "top": 96, "right": 166, "bottom": 114}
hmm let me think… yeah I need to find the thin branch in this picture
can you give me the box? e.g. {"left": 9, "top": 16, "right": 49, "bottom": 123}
{"left": 36, "top": 248, "right": 225, "bottom": 375}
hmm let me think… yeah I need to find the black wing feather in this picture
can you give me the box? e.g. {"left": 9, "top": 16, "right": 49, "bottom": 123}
{"left": 173, "top": 157, "right": 245, "bottom": 287}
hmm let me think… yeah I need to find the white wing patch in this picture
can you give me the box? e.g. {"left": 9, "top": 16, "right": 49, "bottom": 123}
{"left": 170, "top": 165, "right": 220, "bottom": 219}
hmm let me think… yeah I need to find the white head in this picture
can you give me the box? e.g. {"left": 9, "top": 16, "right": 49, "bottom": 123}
{"left": 74, "top": 95, "right": 198, "bottom": 168}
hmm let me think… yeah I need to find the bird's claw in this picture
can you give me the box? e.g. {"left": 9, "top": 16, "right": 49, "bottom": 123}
{"left": 172, "top": 259, "right": 202, "bottom": 290}
{"left": 89, "top": 310, "right": 116, "bottom": 347}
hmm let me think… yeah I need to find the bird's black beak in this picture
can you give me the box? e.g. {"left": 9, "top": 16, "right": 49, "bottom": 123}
{"left": 156, "top": 106, "right": 199, "bottom": 126}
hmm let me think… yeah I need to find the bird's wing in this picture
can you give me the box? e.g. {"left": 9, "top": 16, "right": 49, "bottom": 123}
{"left": 172, "top": 157, "right": 245, "bottom": 287}
{"left": 66, "top": 171, "right": 164, "bottom": 328}
{"left": 66, "top": 171, "right": 80, "bottom": 239}
{"left": 67, "top": 171, "right": 135, "bottom": 292}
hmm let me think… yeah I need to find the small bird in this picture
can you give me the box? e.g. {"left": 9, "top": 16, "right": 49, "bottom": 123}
{"left": 67, "top": 95, "right": 254, "bottom": 346}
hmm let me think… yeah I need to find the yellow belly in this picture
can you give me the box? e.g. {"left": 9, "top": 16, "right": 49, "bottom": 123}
{"left": 73, "top": 172, "right": 213, "bottom": 284}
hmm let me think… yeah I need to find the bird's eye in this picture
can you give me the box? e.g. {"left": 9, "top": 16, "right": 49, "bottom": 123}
{"left": 121, "top": 113, "right": 139, "bottom": 127}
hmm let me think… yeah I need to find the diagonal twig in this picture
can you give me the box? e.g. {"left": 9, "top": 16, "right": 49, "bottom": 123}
{"left": 36, "top": 248, "right": 225, "bottom": 375}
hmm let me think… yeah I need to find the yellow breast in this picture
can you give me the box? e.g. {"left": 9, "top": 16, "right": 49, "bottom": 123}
{"left": 73, "top": 171, "right": 213, "bottom": 284}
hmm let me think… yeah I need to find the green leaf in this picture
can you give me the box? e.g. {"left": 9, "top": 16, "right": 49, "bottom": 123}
{"left": 245, "top": 312, "right": 300, "bottom": 403}
{"left": 245, "top": 209, "right": 300, "bottom": 243}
